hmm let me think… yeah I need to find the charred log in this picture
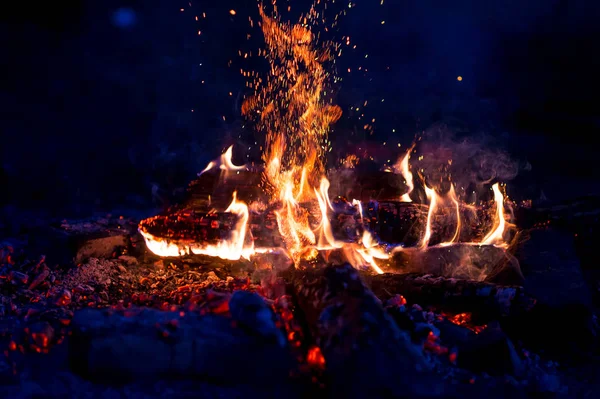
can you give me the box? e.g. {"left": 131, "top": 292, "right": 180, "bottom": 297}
{"left": 290, "top": 263, "right": 444, "bottom": 398}
{"left": 329, "top": 169, "right": 410, "bottom": 202}
{"left": 184, "top": 169, "right": 266, "bottom": 210}
{"left": 368, "top": 272, "right": 536, "bottom": 323}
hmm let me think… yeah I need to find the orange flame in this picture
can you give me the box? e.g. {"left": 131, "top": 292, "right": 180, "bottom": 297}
{"left": 481, "top": 183, "right": 506, "bottom": 246}
{"left": 394, "top": 144, "right": 415, "bottom": 202}
{"left": 243, "top": 6, "right": 343, "bottom": 262}
{"left": 352, "top": 231, "right": 386, "bottom": 274}
{"left": 274, "top": 173, "right": 316, "bottom": 259}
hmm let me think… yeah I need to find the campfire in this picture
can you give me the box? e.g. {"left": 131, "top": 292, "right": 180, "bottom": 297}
{"left": 138, "top": 5, "right": 518, "bottom": 283}
{"left": 1, "top": 2, "right": 598, "bottom": 398}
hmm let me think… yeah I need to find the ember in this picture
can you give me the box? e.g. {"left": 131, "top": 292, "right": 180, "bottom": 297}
{"left": 444, "top": 312, "right": 488, "bottom": 334}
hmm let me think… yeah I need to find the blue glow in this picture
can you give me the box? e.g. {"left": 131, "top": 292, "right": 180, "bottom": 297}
{"left": 112, "top": 8, "right": 137, "bottom": 28}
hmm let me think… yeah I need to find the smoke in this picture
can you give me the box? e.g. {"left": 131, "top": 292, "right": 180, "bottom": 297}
{"left": 413, "top": 123, "right": 519, "bottom": 202}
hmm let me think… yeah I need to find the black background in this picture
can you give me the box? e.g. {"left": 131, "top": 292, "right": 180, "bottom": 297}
{"left": 2, "top": 0, "right": 599, "bottom": 217}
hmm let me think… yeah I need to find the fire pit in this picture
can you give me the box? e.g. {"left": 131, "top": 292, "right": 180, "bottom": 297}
{"left": 1, "top": 2, "right": 599, "bottom": 398}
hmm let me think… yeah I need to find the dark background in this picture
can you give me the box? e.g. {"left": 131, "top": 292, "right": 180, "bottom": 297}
{"left": 2, "top": 0, "right": 599, "bottom": 218}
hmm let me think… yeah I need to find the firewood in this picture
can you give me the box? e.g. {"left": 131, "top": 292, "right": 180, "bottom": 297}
{"left": 367, "top": 272, "right": 536, "bottom": 322}
{"left": 290, "top": 263, "right": 445, "bottom": 398}
{"left": 384, "top": 244, "right": 524, "bottom": 285}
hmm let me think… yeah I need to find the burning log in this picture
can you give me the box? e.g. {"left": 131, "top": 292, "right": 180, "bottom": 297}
{"left": 370, "top": 201, "right": 508, "bottom": 246}
{"left": 138, "top": 211, "right": 239, "bottom": 248}
{"left": 291, "top": 263, "right": 444, "bottom": 398}
{"left": 368, "top": 273, "right": 536, "bottom": 322}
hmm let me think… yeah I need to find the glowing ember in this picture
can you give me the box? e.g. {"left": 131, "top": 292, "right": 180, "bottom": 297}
{"left": 306, "top": 345, "right": 326, "bottom": 368}
{"left": 444, "top": 312, "right": 487, "bottom": 334}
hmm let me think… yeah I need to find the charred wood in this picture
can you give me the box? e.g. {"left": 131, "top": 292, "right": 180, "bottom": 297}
{"left": 368, "top": 272, "right": 536, "bottom": 323}
{"left": 291, "top": 263, "right": 444, "bottom": 398}
{"left": 370, "top": 272, "right": 599, "bottom": 360}
{"left": 184, "top": 170, "right": 266, "bottom": 210}
{"left": 329, "top": 169, "right": 410, "bottom": 202}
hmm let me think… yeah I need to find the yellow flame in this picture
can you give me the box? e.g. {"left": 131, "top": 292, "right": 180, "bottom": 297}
{"left": 242, "top": 6, "right": 342, "bottom": 263}
{"left": 220, "top": 145, "right": 246, "bottom": 172}
{"left": 314, "top": 178, "right": 342, "bottom": 249}
{"left": 354, "top": 231, "right": 386, "bottom": 274}
{"left": 198, "top": 145, "right": 246, "bottom": 176}
{"left": 352, "top": 199, "right": 363, "bottom": 224}
{"left": 274, "top": 174, "right": 316, "bottom": 259}
{"left": 394, "top": 144, "right": 415, "bottom": 202}
{"left": 481, "top": 183, "right": 506, "bottom": 246}
{"left": 420, "top": 185, "right": 438, "bottom": 249}
{"left": 439, "top": 184, "right": 462, "bottom": 246}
